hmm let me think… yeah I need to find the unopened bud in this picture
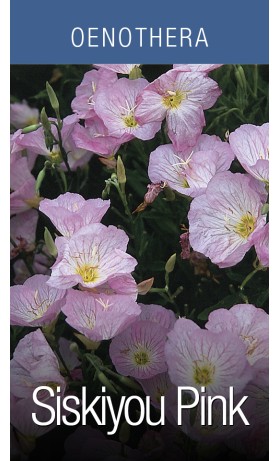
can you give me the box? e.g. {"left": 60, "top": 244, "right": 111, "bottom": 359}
{"left": 101, "top": 180, "right": 111, "bottom": 199}
{"left": 35, "top": 168, "right": 46, "bottom": 195}
{"left": 69, "top": 342, "right": 79, "bottom": 354}
{"left": 117, "top": 156, "right": 126, "bottom": 185}
{"left": 137, "top": 277, "right": 154, "bottom": 295}
{"left": 44, "top": 227, "right": 58, "bottom": 258}
{"left": 261, "top": 203, "right": 269, "bottom": 215}
{"left": 21, "top": 123, "right": 41, "bottom": 134}
{"left": 97, "top": 372, "right": 117, "bottom": 394}
{"left": 74, "top": 333, "right": 100, "bottom": 351}
{"left": 165, "top": 253, "right": 176, "bottom": 273}
{"left": 46, "top": 81, "right": 60, "bottom": 111}
{"left": 40, "top": 107, "right": 51, "bottom": 130}
{"left": 235, "top": 66, "right": 247, "bottom": 92}
{"left": 118, "top": 375, "right": 142, "bottom": 391}
{"left": 40, "top": 107, "right": 54, "bottom": 151}
{"left": 129, "top": 66, "right": 142, "bottom": 80}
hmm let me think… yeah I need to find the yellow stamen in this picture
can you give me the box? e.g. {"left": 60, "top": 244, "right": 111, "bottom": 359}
{"left": 49, "top": 150, "right": 63, "bottom": 164}
{"left": 76, "top": 264, "right": 99, "bottom": 283}
{"left": 134, "top": 350, "right": 150, "bottom": 366}
{"left": 162, "top": 90, "right": 185, "bottom": 109}
{"left": 123, "top": 114, "right": 138, "bottom": 128}
{"left": 193, "top": 362, "right": 215, "bottom": 386}
{"left": 235, "top": 213, "right": 256, "bottom": 239}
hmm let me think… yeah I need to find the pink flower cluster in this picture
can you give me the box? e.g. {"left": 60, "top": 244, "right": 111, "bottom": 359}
{"left": 10, "top": 65, "right": 269, "bottom": 456}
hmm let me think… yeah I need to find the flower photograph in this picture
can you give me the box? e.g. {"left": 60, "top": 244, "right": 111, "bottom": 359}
{"left": 10, "top": 64, "right": 269, "bottom": 460}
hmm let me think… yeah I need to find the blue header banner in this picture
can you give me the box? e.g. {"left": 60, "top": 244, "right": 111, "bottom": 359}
{"left": 10, "top": 0, "right": 268, "bottom": 64}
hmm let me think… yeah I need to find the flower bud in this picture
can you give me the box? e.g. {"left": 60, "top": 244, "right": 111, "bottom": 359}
{"left": 117, "top": 156, "right": 126, "bottom": 185}
{"left": 129, "top": 66, "right": 142, "bottom": 80}
{"left": 40, "top": 107, "right": 51, "bottom": 130}
{"left": 101, "top": 180, "right": 111, "bottom": 199}
{"left": 44, "top": 227, "right": 58, "bottom": 258}
{"left": 97, "top": 372, "right": 117, "bottom": 394}
{"left": 69, "top": 342, "right": 79, "bottom": 354}
{"left": 235, "top": 65, "right": 247, "bottom": 92}
{"left": 261, "top": 203, "right": 269, "bottom": 215}
{"left": 35, "top": 168, "right": 46, "bottom": 195}
{"left": 74, "top": 333, "right": 100, "bottom": 351}
{"left": 21, "top": 123, "right": 41, "bottom": 134}
{"left": 165, "top": 253, "right": 176, "bottom": 273}
{"left": 137, "top": 277, "right": 154, "bottom": 295}
{"left": 118, "top": 375, "right": 142, "bottom": 391}
{"left": 46, "top": 81, "right": 60, "bottom": 111}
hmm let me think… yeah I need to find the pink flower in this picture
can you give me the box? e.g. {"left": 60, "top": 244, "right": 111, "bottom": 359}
{"left": 139, "top": 303, "right": 176, "bottom": 331}
{"left": 39, "top": 192, "right": 110, "bottom": 237}
{"left": 10, "top": 100, "right": 39, "bottom": 129}
{"left": 10, "top": 274, "right": 66, "bottom": 327}
{"left": 135, "top": 69, "right": 221, "bottom": 150}
{"left": 188, "top": 172, "right": 266, "bottom": 268}
{"left": 94, "top": 78, "right": 161, "bottom": 141}
{"left": 18, "top": 114, "right": 91, "bottom": 171}
{"left": 148, "top": 142, "right": 233, "bottom": 197}
{"left": 11, "top": 394, "right": 58, "bottom": 439}
{"left": 165, "top": 318, "right": 252, "bottom": 396}
{"left": 229, "top": 123, "right": 269, "bottom": 184}
{"left": 187, "top": 133, "right": 235, "bottom": 171}
{"left": 138, "top": 372, "right": 173, "bottom": 408}
{"left": 48, "top": 223, "right": 137, "bottom": 289}
{"left": 173, "top": 64, "right": 222, "bottom": 73}
{"left": 251, "top": 223, "right": 269, "bottom": 267}
{"left": 80, "top": 273, "right": 138, "bottom": 299}
{"left": 206, "top": 304, "right": 268, "bottom": 366}
{"left": 62, "top": 290, "right": 140, "bottom": 341}
{"left": 10, "top": 329, "right": 66, "bottom": 399}
{"left": 109, "top": 319, "right": 168, "bottom": 379}
{"left": 10, "top": 157, "right": 38, "bottom": 215}
{"left": 10, "top": 209, "right": 38, "bottom": 257}
{"left": 10, "top": 129, "right": 37, "bottom": 170}
{"left": 94, "top": 64, "right": 141, "bottom": 74}
{"left": 71, "top": 68, "right": 118, "bottom": 119}
{"left": 72, "top": 115, "right": 125, "bottom": 157}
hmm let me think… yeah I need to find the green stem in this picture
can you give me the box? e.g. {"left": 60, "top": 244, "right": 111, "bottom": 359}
{"left": 239, "top": 266, "right": 261, "bottom": 291}
{"left": 50, "top": 121, "right": 72, "bottom": 174}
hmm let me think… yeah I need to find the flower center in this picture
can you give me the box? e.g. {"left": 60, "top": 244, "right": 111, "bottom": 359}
{"left": 123, "top": 114, "right": 138, "bottom": 128}
{"left": 76, "top": 264, "right": 99, "bottom": 283}
{"left": 193, "top": 362, "right": 215, "bottom": 386}
{"left": 49, "top": 149, "right": 63, "bottom": 164}
{"left": 134, "top": 350, "right": 150, "bottom": 366}
{"left": 235, "top": 213, "right": 256, "bottom": 239}
{"left": 163, "top": 90, "right": 185, "bottom": 109}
